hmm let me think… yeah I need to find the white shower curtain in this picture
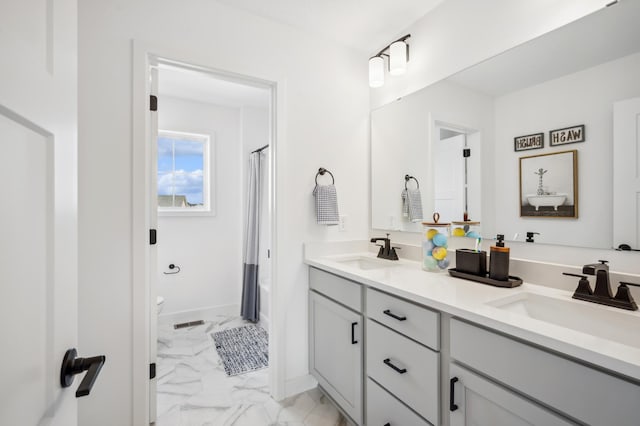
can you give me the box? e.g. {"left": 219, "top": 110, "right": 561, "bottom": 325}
{"left": 241, "top": 152, "right": 261, "bottom": 322}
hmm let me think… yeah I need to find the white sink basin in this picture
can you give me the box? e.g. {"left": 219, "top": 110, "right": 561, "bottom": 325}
{"left": 488, "top": 292, "right": 640, "bottom": 349}
{"left": 333, "top": 256, "right": 398, "bottom": 270}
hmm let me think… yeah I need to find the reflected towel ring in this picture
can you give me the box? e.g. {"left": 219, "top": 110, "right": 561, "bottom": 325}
{"left": 163, "top": 264, "right": 181, "bottom": 275}
{"left": 315, "top": 167, "right": 335, "bottom": 185}
{"left": 405, "top": 174, "right": 419, "bottom": 189}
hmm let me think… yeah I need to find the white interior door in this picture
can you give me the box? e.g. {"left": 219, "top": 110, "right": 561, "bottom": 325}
{"left": 0, "top": 0, "right": 82, "bottom": 425}
{"left": 613, "top": 97, "right": 640, "bottom": 249}
{"left": 434, "top": 132, "right": 465, "bottom": 222}
{"left": 149, "top": 62, "right": 159, "bottom": 424}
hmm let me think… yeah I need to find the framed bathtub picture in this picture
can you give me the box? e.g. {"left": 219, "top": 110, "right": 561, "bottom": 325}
{"left": 519, "top": 150, "right": 578, "bottom": 218}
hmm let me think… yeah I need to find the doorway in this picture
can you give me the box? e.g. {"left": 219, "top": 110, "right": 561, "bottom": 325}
{"left": 138, "top": 55, "right": 278, "bottom": 424}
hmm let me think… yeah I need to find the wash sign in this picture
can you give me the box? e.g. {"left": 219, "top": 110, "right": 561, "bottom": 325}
{"left": 550, "top": 125, "right": 585, "bottom": 146}
{"left": 514, "top": 133, "right": 544, "bottom": 151}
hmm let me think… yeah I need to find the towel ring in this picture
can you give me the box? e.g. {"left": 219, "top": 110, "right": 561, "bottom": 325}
{"left": 405, "top": 174, "right": 419, "bottom": 189}
{"left": 315, "top": 167, "right": 335, "bottom": 185}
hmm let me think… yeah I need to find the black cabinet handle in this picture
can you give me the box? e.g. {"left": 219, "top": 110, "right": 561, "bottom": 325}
{"left": 450, "top": 377, "right": 459, "bottom": 411}
{"left": 383, "top": 358, "right": 407, "bottom": 374}
{"left": 351, "top": 322, "right": 358, "bottom": 344}
{"left": 60, "top": 348, "right": 106, "bottom": 397}
{"left": 384, "top": 423, "right": 390, "bottom": 426}
{"left": 383, "top": 309, "right": 407, "bottom": 321}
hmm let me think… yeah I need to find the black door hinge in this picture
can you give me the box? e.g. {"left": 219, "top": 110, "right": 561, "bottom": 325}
{"left": 150, "top": 95, "right": 158, "bottom": 111}
{"left": 463, "top": 148, "right": 471, "bottom": 158}
{"left": 150, "top": 363, "right": 156, "bottom": 379}
{"left": 150, "top": 229, "right": 157, "bottom": 245}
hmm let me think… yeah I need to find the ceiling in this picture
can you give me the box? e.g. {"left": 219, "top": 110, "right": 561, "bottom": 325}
{"left": 158, "top": 65, "right": 270, "bottom": 108}
{"left": 448, "top": 0, "right": 640, "bottom": 96}
{"left": 214, "top": 0, "right": 445, "bottom": 53}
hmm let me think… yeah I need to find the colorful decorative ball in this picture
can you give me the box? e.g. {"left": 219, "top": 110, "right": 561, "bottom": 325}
{"left": 438, "top": 258, "right": 450, "bottom": 269}
{"left": 423, "top": 240, "right": 435, "bottom": 251}
{"left": 432, "top": 233, "right": 448, "bottom": 247}
{"left": 463, "top": 225, "right": 470, "bottom": 232}
{"left": 426, "top": 229, "right": 438, "bottom": 241}
{"left": 466, "top": 231, "right": 481, "bottom": 239}
{"left": 432, "top": 246, "right": 447, "bottom": 261}
{"left": 452, "top": 227, "right": 466, "bottom": 237}
{"left": 423, "top": 256, "right": 437, "bottom": 270}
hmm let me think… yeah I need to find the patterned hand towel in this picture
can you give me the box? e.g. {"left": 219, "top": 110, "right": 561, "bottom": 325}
{"left": 401, "top": 188, "right": 424, "bottom": 223}
{"left": 313, "top": 184, "right": 339, "bottom": 225}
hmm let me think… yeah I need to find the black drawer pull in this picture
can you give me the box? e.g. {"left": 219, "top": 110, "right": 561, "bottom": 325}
{"left": 383, "top": 309, "right": 407, "bottom": 321}
{"left": 383, "top": 358, "right": 407, "bottom": 374}
{"left": 351, "top": 322, "right": 358, "bottom": 344}
{"left": 450, "top": 377, "right": 459, "bottom": 411}
{"left": 384, "top": 423, "right": 390, "bottom": 426}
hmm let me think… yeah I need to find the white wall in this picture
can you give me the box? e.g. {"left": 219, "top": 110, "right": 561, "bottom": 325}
{"left": 156, "top": 95, "right": 243, "bottom": 315}
{"left": 494, "top": 52, "right": 640, "bottom": 248}
{"left": 371, "top": 0, "right": 609, "bottom": 109}
{"left": 78, "top": 1, "right": 369, "bottom": 424}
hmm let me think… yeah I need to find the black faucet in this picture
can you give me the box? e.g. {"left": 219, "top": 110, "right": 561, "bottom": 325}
{"left": 563, "top": 260, "right": 639, "bottom": 310}
{"left": 370, "top": 233, "right": 399, "bottom": 261}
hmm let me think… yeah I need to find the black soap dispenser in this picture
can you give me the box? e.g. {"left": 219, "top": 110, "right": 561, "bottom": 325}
{"left": 489, "top": 234, "right": 510, "bottom": 282}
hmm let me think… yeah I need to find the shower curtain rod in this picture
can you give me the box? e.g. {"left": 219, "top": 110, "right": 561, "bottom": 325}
{"left": 251, "top": 144, "right": 269, "bottom": 154}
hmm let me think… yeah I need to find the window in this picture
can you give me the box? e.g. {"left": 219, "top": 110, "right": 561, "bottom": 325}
{"left": 157, "top": 130, "right": 212, "bottom": 214}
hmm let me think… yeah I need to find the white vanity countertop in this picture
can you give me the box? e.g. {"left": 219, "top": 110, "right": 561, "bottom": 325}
{"left": 305, "top": 246, "right": 640, "bottom": 383}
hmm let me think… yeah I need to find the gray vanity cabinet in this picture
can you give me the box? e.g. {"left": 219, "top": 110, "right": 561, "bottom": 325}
{"left": 449, "top": 364, "right": 573, "bottom": 426}
{"left": 309, "top": 268, "right": 363, "bottom": 425}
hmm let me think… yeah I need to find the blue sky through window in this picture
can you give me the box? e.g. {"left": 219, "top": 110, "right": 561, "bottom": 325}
{"left": 158, "top": 134, "right": 206, "bottom": 206}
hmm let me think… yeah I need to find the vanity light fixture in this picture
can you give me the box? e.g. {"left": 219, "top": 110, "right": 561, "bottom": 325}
{"left": 368, "top": 34, "right": 411, "bottom": 88}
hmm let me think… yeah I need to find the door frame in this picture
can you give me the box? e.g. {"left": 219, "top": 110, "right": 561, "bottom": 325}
{"left": 132, "top": 40, "right": 284, "bottom": 425}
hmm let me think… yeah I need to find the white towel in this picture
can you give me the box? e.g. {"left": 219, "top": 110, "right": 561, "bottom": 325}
{"left": 401, "top": 188, "right": 424, "bottom": 222}
{"left": 313, "top": 184, "right": 339, "bottom": 225}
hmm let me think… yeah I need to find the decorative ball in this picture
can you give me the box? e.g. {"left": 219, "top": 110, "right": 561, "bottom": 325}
{"left": 438, "top": 258, "right": 450, "bottom": 269}
{"left": 466, "top": 231, "right": 481, "bottom": 239}
{"left": 463, "top": 225, "right": 470, "bottom": 232}
{"left": 423, "top": 240, "right": 434, "bottom": 251}
{"left": 423, "top": 256, "right": 437, "bottom": 270}
{"left": 432, "top": 246, "right": 447, "bottom": 261}
{"left": 432, "top": 233, "right": 448, "bottom": 247}
{"left": 426, "top": 229, "right": 438, "bottom": 240}
{"left": 452, "top": 227, "right": 466, "bottom": 237}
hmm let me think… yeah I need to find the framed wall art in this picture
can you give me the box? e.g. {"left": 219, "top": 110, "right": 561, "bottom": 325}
{"left": 519, "top": 150, "right": 578, "bottom": 218}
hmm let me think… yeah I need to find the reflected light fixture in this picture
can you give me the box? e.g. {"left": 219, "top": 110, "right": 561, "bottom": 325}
{"left": 368, "top": 34, "right": 411, "bottom": 88}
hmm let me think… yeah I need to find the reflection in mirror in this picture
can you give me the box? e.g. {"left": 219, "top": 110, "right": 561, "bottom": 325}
{"left": 371, "top": 0, "right": 640, "bottom": 250}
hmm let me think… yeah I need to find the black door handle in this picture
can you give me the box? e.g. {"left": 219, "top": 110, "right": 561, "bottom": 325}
{"left": 351, "top": 322, "right": 358, "bottom": 344}
{"left": 60, "top": 348, "right": 106, "bottom": 397}
{"left": 450, "top": 377, "right": 459, "bottom": 411}
{"left": 383, "top": 358, "right": 407, "bottom": 374}
{"left": 383, "top": 309, "right": 407, "bottom": 321}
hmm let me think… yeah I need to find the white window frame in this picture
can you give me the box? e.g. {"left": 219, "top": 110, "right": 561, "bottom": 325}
{"left": 157, "top": 129, "right": 214, "bottom": 216}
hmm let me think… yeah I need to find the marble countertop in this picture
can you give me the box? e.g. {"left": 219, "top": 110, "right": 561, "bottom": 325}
{"left": 304, "top": 245, "right": 640, "bottom": 383}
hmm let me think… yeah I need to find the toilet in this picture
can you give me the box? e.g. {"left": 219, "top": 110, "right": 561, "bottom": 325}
{"left": 157, "top": 296, "right": 165, "bottom": 315}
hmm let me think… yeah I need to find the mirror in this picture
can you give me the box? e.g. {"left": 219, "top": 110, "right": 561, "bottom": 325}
{"left": 371, "top": 0, "right": 640, "bottom": 250}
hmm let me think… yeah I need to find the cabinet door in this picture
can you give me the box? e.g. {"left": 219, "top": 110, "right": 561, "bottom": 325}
{"left": 449, "top": 364, "right": 574, "bottom": 426}
{"left": 309, "top": 291, "right": 363, "bottom": 424}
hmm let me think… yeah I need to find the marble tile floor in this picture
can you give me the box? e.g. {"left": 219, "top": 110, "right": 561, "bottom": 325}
{"left": 156, "top": 315, "right": 348, "bottom": 426}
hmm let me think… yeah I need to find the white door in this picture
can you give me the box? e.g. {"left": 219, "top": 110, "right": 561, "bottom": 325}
{"left": 0, "top": 0, "right": 83, "bottom": 425}
{"left": 434, "top": 132, "right": 465, "bottom": 222}
{"left": 149, "top": 62, "right": 159, "bottom": 423}
{"left": 308, "top": 292, "right": 362, "bottom": 424}
{"left": 449, "top": 364, "right": 573, "bottom": 426}
{"left": 613, "top": 97, "right": 640, "bottom": 249}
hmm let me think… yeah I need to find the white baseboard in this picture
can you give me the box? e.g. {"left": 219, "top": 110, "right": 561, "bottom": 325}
{"left": 158, "top": 303, "right": 239, "bottom": 326}
{"left": 284, "top": 374, "right": 317, "bottom": 399}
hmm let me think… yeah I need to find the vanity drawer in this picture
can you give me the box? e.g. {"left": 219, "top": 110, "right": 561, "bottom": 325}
{"left": 450, "top": 318, "right": 640, "bottom": 426}
{"left": 366, "top": 378, "right": 432, "bottom": 426}
{"left": 366, "top": 319, "right": 439, "bottom": 424}
{"left": 366, "top": 288, "right": 439, "bottom": 349}
{"left": 309, "top": 267, "right": 362, "bottom": 312}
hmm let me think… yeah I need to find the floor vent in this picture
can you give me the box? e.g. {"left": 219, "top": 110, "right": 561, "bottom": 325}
{"left": 173, "top": 320, "right": 204, "bottom": 329}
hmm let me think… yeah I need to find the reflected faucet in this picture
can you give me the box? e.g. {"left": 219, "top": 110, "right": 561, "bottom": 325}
{"left": 370, "top": 233, "right": 399, "bottom": 261}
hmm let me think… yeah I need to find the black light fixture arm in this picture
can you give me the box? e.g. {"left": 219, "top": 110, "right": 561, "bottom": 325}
{"left": 372, "top": 34, "right": 412, "bottom": 59}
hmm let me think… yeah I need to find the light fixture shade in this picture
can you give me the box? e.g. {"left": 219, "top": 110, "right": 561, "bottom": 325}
{"left": 369, "top": 56, "right": 385, "bottom": 88}
{"left": 389, "top": 41, "right": 408, "bottom": 75}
